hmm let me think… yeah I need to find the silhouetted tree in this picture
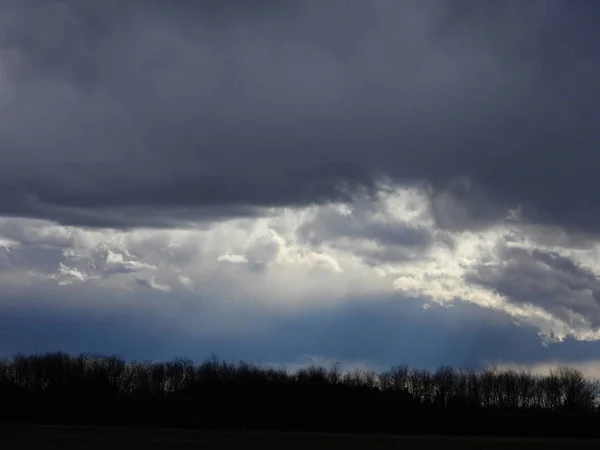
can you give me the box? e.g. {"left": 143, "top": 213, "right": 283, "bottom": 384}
{"left": 0, "top": 352, "right": 599, "bottom": 438}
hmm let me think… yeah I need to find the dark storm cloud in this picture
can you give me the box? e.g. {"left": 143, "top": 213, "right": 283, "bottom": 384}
{"left": 467, "top": 245, "right": 600, "bottom": 329}
{"left": 0, "top": 0, "right": 599, "bottom": 231}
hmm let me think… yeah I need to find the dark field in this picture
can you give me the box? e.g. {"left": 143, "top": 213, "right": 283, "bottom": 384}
{"left": 2, "top": 426, "right": 600, "bottom": 450}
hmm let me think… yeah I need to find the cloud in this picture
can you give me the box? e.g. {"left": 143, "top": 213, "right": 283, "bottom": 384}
{"left": 1, "top": 184, "right": 600, "bottom": 351}
{"left": 1, "top": 1, "right": 600, "bottom": 371}
{"left": 0, "top": 1, "right": 597, "bottom": 234}
{"left": 467, "top": 245, "right": 600, "bottom": 332}
{"left": 296, "top": 187, "right": 441, "bottom": 266}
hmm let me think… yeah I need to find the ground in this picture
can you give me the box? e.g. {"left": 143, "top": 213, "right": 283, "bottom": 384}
{"left": 1, "top": 425, "right": 600, "bottom": 449}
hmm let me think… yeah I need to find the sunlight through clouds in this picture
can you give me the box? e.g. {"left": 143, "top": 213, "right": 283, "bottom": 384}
{"left": 1, "top": 184, "right": 600, "bottom": 343}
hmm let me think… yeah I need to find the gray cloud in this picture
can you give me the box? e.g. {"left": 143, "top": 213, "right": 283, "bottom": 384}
{"left": 296, "top": 197, "right": 440, "bottom": 266}
{"left": 0, "top": 1, "right": 597, "bottom": 233}
{"left": 298, "top": 203, "right": 432, "bottom": 249}
{"left": 467, "top": 245, "right": 600, "bottom": 329}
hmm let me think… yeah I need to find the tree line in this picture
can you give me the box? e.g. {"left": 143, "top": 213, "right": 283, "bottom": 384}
{"left": 1, "top": 352, "right": 599, "bottom": 438}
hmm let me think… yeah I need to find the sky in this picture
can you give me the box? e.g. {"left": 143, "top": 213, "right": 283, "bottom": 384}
{"left": 1, "top": 0, "right": 600, "bottom": 375}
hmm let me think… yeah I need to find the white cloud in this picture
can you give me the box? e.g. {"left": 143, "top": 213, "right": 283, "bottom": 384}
{"left": 0, "top": 184, "right": 600, "bottom": 343}
{"left": 56, "top": 262, "right": 95, "bottom": 285}
{"left": 217, "top": 253, "right": 247, "bottom": 264}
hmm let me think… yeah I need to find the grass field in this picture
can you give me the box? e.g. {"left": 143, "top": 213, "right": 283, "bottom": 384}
{"left": 1, "top": 425, "right": 600, "bottom": 449}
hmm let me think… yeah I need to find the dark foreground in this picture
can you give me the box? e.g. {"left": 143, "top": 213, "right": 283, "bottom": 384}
{"left": 4, "top": 352, "right": 600, "bottom": 442}
{"left": 2, "top": 426, "right": 600, "bottom": 450}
